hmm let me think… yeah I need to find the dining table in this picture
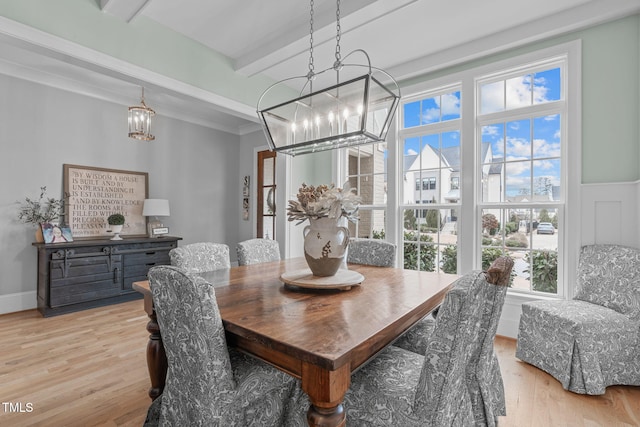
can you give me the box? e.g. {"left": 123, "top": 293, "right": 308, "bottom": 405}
{"left": 132, "top": 257, "right": 458, "bottom": 427}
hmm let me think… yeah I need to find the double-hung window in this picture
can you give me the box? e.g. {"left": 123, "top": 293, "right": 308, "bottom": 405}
{"left": 399, "top": 85, "right": 462, "bottom": 273}
{"left": 477, "top": 61, "right": 566, "bottom": 294}
{"left": 392, "top": 41, "right": 580, "bottom": 297}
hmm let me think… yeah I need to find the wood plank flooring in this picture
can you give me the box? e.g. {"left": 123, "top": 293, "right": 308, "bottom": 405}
{"left": 1, "top": 300, "right": 638, "bottom": 426}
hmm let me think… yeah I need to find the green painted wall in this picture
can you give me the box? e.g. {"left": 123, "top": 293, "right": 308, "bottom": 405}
{"left": 401, "top": 15, "right": 640, "bottom": 184}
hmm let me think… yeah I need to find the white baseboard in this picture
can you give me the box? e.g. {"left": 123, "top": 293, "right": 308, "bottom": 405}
{"left": 497, "top": 299, "right": 524, "bottom": 339}
{"left": 0, "top": 291, "right": 37, "bottom": 315}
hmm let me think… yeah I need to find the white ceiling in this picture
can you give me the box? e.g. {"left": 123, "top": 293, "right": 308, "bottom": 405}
{"left": 1, "top": 0, "right": 640, "bottom": 134}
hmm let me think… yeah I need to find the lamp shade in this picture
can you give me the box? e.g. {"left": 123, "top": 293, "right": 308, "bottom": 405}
{"left": 142, "top": 199, "right": 170, "bottom": 217}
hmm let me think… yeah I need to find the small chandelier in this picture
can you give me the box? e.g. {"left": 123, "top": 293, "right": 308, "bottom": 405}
{"left": 257, "top": 0, "right": 400, "bottom": 156}
{"left": 128, "top": 87, "right": 155, "bottom": 141}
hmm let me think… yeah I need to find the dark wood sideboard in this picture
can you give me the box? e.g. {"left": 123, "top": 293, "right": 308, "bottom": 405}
{"left": 33, "top": 236, "right": 181, "bottom": 317}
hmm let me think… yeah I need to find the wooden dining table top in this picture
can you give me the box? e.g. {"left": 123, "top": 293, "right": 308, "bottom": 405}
{"left": 134, "top": 257, "right": 457, "bottom": 374}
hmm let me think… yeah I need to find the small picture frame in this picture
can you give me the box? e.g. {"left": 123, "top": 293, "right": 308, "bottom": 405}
{"left": 151, "top": 227, "right": 169, "bottom": 236}
{"left": 41, "top": 223, "right": 73, "bottom": 243}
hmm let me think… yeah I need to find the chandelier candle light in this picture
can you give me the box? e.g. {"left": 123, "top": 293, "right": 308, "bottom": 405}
{"left": 257, "top": 0, "right": 400, "bottom": 156}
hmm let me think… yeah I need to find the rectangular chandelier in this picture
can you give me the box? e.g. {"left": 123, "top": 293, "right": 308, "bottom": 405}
{"left": 258, "top": 73, "right": 399, "bottom": 156}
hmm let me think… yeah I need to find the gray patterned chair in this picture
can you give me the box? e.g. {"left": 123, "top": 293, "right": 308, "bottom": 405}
{"left": 144, "top": 266, "right": 297, "bottom": 427}
{"left": 347, "top": 238, "right": 396, "bottom": 267}
{"left": 169, "top": 242, "right": 230, "bottom": 273}
{"left": 236, "top": 238, "right": 281, "bottom": 266}
{"left": 284, "top": 257, "right": 513, "bottom": 427}
{"left": 393, "top": 314, "right": 436, "bottom": 355}
{"left": 516, "top": 244, "right": 640, "bottom": 395}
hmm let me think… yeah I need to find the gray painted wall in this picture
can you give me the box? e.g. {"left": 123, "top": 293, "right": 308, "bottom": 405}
{"left": 1, "top": 74, "right": 241, "bottom": 310}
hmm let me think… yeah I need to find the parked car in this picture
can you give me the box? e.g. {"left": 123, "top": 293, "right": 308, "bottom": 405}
{"left": 537, "top": 222, "right": 555, "bottom": 235}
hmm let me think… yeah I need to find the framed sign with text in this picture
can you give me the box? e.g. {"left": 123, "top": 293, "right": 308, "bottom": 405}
{"left": 63, "top": 164, "right": 149, "bottom": 239}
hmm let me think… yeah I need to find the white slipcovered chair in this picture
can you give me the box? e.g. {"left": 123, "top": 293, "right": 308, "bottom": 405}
{"left": 516, "top": 244, "right": 640, "bottom": 395}
{"left": 169, "top": 242, "right": 230, "bottom": 273}
{"left": 236, "top": 238, "right": 280, "bottom": 266}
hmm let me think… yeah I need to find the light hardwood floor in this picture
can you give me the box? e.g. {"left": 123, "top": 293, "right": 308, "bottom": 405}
{"left": 1, "top": 300, "right": 638, "bottom": 427}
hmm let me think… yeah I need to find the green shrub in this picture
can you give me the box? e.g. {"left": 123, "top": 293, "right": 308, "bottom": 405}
{"left": 425, "top": 209, "right": 441, "bottom": 230}
{"left": 372, "top": 229, "right": 386, "bottom": 239}
{"left": 404, "top": 210, "right": 417, "bottom": 230}
{"left": 505, "top": 239, "right": 527, "bottom": 248}
{"left": 505, "top": 221, "right": 519, "bottom": 234}
{"left": 403, "top": 231, "right": 436, "bottom": 271}
{"left": 441, "top": 245, "right": 457, "bottom": 274}
{"left": 526, "top": 250, "right": 558, "bottom": 293}
{"left": 481, "top": 247, "right": 504, "bottom": 270}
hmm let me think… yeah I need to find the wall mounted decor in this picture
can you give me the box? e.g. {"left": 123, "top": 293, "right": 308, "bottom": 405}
{"left": 63, "top": 164, "right": 148, "bottom": 239}
{"left": 243, "top": 175, "right": 250, "bottom": 221}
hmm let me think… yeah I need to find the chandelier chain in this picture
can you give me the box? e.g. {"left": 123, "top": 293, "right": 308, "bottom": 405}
{"left": 307, "top": 0, "right": 315, "bottom": 79}
{"left": 334, "top": 0, "right": 341, "bottom": 64}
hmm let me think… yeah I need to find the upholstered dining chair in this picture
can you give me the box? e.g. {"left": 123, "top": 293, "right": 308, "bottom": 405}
{"left": 516, "top": 244, "right": 640, "bottom": 395}
{"left": 144, "top": 266, "right": 297, "bottom": 427}
{"left": 169, "top": 242, "right": 230, "bottom": 273}
{"left": 346, "top": 238, "right": 396, "bottom": 267}
{"left": 236, "top": 238, "right": 281, "bottom": 266}
{"left": 283, "top": 257, "right": 514, "bottom": 427}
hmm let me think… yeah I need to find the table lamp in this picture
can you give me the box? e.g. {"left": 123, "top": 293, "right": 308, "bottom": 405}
{"left": 142, "top": 199, "right": 170, "bottom": 237}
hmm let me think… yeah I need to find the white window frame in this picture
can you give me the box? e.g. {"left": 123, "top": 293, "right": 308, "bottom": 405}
{"left": 395, "top": 40, "right": 581, "bottom": 298}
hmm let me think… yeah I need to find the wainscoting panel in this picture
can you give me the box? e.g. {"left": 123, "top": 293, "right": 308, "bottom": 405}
{"left": 580, "top": 181, "right": 639, "bottom": 248}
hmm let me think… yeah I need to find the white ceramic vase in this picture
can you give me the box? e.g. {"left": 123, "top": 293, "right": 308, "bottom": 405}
{"left": 303, "top": 217, "right": 350, "bottom": 276}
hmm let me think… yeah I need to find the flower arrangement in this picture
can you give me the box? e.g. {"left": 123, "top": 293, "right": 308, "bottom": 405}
{"left": 17, "top": 186, "right": 64, "bottom": 227}
{"left": 287, "top": 183, "right": 361, "bottom": 224}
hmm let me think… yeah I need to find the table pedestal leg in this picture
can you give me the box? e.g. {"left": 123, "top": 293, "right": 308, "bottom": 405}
{"left": 302, "top": 363, "right": 349, "bottom": 427}
{"left": 145, "top": 312, "right": 167, "bottom": 401}
{"left": 307, "top": 404, "right": 345, "bottom": 427}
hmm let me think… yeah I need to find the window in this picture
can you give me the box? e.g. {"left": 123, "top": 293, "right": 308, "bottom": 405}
{"left": 477, "top": 62, "right": 564, "bottom": 294}
{"left": 400, "top": 87, "right": 461, "bottom": 273}
{"left": 393, "top": 42, "right": 579, "bottom": 298}
{"left": 345, "top": 143, "right": 387, "bottom": 240}
{"left": 450, "top": 177, "right": 459, "bottom": 190}
{"left": 416, "top": 177, "right": 437, "bottom": 191}
{"left": 257, "top": 150, "right": 276, "bottom": 239}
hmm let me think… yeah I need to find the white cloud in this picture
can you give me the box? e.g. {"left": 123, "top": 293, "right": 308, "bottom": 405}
{"left": 407, "top": 148, "right": 418, "bottom": 155}
{"left": 506, "top": 137, "right": 531, "bottom": 159}
{"left": 482, "top": 74, "right": 552, "bottom": 113}
{"left": 482, "top": 125, "right": 500, "bottom": 137}
{"left": 421, "top": 107, "right": 439, "bottom": 123}
{"left": 506, "top": 162, "right": 531, "bottom": 177}
{"left": 533, "top": 139, "right": 561, "bottom": 157}
{"left": 440, "top": 93, "right": 461, "bottom": 116}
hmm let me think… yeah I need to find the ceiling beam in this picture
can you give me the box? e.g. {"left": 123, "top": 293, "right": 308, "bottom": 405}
{"left": 234, "top": 0, "right": 417, "bottom": 77}
{"left": 100, "top": 0, "right": 151, "bottom": 23}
